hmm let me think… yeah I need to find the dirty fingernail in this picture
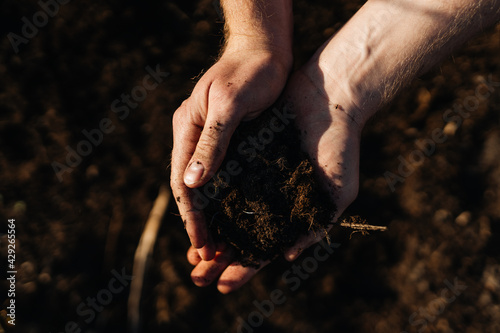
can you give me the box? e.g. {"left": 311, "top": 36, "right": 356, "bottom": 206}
{"left": 184, "top": 161, "right": 204, "bottom": 185}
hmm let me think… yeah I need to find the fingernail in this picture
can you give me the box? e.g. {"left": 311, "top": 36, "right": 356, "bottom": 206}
{"left": 286, "top": 248, "right": 302, "bottom": 261}
{"left": 184, "top": 161, "right": 204, "bottom": 185}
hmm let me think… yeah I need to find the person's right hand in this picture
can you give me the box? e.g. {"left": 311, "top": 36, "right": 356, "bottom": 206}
{"left": 170, "top": 48, "right": 292, "bottom": 261}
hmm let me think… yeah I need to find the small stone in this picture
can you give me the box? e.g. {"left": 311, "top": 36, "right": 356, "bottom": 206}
{"left": 455, "top": 211, "right": 472, "bottom": 226}
{"left": 13, "top": 201, "right": 27, "bottom": 215}
{"left": 323, "top": 27, "right": 336, "bottom": 38}
{"left": 38, "top": 272, "right": 52, "bottom": 284}
{"left": 434, "top": 209, "right": 451, "bottom": 223}
{"left": 443, "top": 121, "right": 458, "bottom": 136}
{"left": 404, "top": 127, "right": 419, "bottom": 137}
{"left": 86, "top": 164, "right": 99, "bottom": 179}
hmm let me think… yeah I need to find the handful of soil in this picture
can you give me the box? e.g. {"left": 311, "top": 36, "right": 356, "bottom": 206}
{"left": 204, "top": 103, "right": 336, "bottom": 267}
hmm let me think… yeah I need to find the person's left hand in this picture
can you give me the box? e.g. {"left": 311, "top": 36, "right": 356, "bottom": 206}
{"left": 171, "top": 48, "right": 292, "bottom": 262}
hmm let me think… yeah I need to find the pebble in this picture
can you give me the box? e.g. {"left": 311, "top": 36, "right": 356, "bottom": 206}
{"left": 455, "top": 211, "right": 472, "bottom": 226}
{"left": 443, "top": 121, "right": 458, "bottom": 136}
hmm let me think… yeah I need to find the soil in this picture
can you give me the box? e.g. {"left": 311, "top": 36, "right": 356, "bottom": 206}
{"left": 0, "top": 0, "right": 499, "bottom": 333}
{"left": 205, "top": 104, "right": 336, "bottom": 267}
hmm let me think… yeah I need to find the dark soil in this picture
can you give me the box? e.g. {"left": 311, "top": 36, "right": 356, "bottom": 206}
{"left": 0, "top": 0, "right": 499, "bottom": 332}
{"left": 206, "top": 104, "right": 336, "bottom": 267}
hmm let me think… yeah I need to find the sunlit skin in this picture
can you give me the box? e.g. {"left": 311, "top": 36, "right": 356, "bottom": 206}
{"left": 170, "top": 0, "right": 500, "bottom": 293}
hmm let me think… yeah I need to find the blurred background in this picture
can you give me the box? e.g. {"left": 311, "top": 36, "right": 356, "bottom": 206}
{"left": 0, "top": 0, "right": 499, "bottom": 332}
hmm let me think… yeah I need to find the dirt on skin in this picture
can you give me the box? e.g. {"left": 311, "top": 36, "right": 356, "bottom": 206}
{"left": 205, "top": 103, "right": 336, "bottom": 267}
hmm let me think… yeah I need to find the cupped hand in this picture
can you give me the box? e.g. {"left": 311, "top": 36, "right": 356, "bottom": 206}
{"left": 186, "top": 62, "right": 364, "bottom": 293}
{"left": 170, "top": 49, "right": 291, "bottom": 261}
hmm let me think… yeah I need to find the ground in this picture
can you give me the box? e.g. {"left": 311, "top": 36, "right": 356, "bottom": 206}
{"left": 0, "top": 0, "right": 499, "bottom": 332}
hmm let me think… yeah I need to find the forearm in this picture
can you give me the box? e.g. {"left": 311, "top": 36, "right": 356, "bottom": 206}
{"left": 305, "top": 0, "right": 500, "bottom": 125}
{"left": 221, "top": 0, "right": 293, "bottom": 67}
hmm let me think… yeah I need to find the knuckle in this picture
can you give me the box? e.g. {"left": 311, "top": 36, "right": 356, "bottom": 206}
{"left": 169, "top": 181, "right": 188, "bottom": 203}
{"left": 195, "top": 140, "right": 225, "bottom": 167}
{"left": 169, "top": 174, "right": 182, "bottom": 187}
{"left": 172, "top": 108, "right": 183, "bottom": 126}
{"left": 201, "top": 127, "right": 223, "bottom": 145}
{"left": 209, "top": 84, "right": 244, "bottom": 111}
{"left": 172, "top": 100, "right": 190, "bottom": 125}
{"left": 197, "top": 126, "right": 227, "bottom": 155}
{"left": 169, "top": 178, "right": 179, "bottom": 192}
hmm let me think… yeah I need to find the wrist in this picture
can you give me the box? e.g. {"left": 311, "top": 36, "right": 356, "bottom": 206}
{"left": 302, "top": 0, "right": 500, "bottom": 128}
{"left": 220, "top": 0, "right": 293, "bottom": 72}
{"left": 222, "top": 41, "right": 293, "bottom": 76}
{"left": 299, "top": 54, "right": 371, "bottom": 131}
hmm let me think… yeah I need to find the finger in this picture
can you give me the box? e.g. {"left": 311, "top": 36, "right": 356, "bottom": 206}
{"left": 191, "top": 245, "right": 235, "bottom": 287}
{"left": 171, "top": 102, "right": 215, "bottom": 259}
{"left": 284, "top": 232, "right": 329, "bottom": 262}
{"left": 217, "top": 260, "right": 270, "bottom": 294}
{"left": 187, "top": 246, "right": 202, "bottom": 266}
{"left": 183, "top": 97, "right": 244, "bottom": 188}
{"left": 188, "top": 242, "right": 226, "bottom": 266}
{"left": 283, "top": 170, "right": 358, "bottom": 261}
{"left": 197, "top": 231, "right": 216, "bottom": 261}
{"left": 284, "top": 209, "right": 344, "bottom": 261}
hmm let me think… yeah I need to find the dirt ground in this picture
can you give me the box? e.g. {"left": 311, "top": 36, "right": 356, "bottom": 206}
{"left": 0, "top": 0, "right": 499, "bottom": 332}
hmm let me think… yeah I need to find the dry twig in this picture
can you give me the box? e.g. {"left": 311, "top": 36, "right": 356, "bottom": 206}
{"left": 340, "top": 216, "right": 387, "bottom": 239}
{"left": 128, "top": 185, "right": 171, "bottom": 333}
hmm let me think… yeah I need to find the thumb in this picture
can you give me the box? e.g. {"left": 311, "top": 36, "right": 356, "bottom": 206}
{"left": 183, "top": 111, "right": 242, "bottom": 188}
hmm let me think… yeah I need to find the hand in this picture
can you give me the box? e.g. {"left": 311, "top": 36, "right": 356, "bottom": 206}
{"left": 170, "top": 49, "right": 291, "bottom": 261}
{"left": 186, "top": 63, "right": 363, "bottom": 293}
